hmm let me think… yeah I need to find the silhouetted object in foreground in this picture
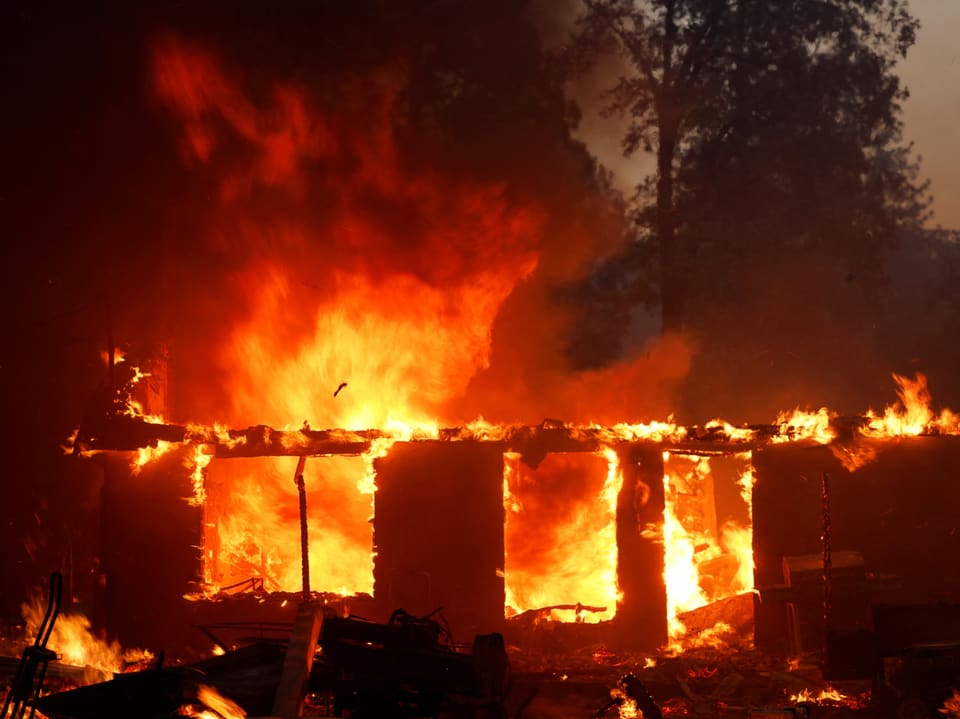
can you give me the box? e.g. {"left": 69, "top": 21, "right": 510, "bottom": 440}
{"left": 2, "top": 572, "right": 62, "bottom": 719}
{"left": 593, "top": 673, "right": 662, "bottom": 719}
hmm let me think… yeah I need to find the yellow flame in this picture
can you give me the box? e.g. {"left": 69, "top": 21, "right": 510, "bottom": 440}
{"left": 198, "top": 452, "right": 375, "bottom": 597}
{"left": 600, "top": 420, "right": 685, "bottom": 444}
{"left": 196, "top": 685, "right": 246, "bottom": 718}
{"left": 189, "top": 446, "right": 213, "bottom": 506}
{"left": 21, "top": 597, "right": 152, "bottom": 682}
{"left": 675, "top": 621, "right": 736, "bottom": 652}
{"left": 503, "top": 450, "right": 621, "bottom": 623}
{"left": 862, "top": 372, "right": 960, "bottom": 438}
{"left": 462, "top": 417, "right": 516, "bottom": 441}
{"left": 132, "top": 440, "right": 176, "bottom": 474}
{"left": 830, "top": 443, "right": 878, "bottom": 473}
{"left": 705, "top": 419, "right": 755, "bottom": 443}
{"left": 610, "top": 688, "right": 639, "bottom": 719}
{"left": 100, "top": 348, "right": 127, "bottom": 365}
{"left": 940, "top": 689, "right": 960, "bottom": 718}
{"left": 502, "top": 453, "right": 521, "bottom": 616}
{"left": 660, "top": 453, "right": 755, "bottom": 650}
{"left": 599, "top": 447, "right": 625, "bottom": 612}
{"left": 790, "top": 686, "right": 850, "bottom": 705}
{"left": 360, "top": 437, "right": 394, "bottom": 495}
{"left": 773, "top": 408, "right": 836, "bottom": 444}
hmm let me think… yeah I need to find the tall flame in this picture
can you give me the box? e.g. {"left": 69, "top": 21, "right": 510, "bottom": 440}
{"left": 150, "top": 35, "right": 549, "bottom": 598}
{"left": 863, "top": 372, "right": 960, "bottom": 437}
{"left": 661, "top": 453, "right": 754, "bottom": 645}
{"left": 503, "top": 450, "right": 621, "bottom": 623}
{"left": 940, "top": 689, "right": 960, "bottom": 718}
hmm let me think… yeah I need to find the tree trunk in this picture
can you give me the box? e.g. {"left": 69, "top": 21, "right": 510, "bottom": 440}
{"left": 657, "top": 0, "right": 686, "bottom": 335}
{"left": 657, "top": 121, "right": 685, "bottom": 334}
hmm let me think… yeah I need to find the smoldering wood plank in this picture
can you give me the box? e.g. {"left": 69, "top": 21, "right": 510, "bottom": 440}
{"left": 271, "top": 601, "right": 324, "bottom": 718}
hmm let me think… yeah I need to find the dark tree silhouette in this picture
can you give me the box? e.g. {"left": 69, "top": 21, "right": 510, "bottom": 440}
{"left": 567, "top": 0, "right": 923, "bottom": 336}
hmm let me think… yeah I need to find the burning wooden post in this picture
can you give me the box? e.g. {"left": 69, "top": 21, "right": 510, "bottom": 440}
{"left": 293, "top": 456, "right": 310, "bottom": 601}
{"left": 614, "top": 444, "right": 668, "bottom": 650}
{"left": 271, "top": 601, "right": 323, "bottom": 718}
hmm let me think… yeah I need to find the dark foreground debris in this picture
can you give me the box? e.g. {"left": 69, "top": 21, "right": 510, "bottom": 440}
{"left": 5, "top": 601, "right": 960, "bottom": 718}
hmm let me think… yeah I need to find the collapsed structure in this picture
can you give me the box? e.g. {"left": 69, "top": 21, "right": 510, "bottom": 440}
{"left": 66, "top": 365, "right": 960, "bottom": 673}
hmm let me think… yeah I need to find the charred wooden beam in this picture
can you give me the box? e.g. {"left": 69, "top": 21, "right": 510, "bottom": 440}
{"left": 73, "top": 412, "right": 947, "bottom": 459}
{"left": 271, "top": 601, "right": 324, "bottom": 718}
{"left": 614, "top": 445, "right": 668, "bottom": 650}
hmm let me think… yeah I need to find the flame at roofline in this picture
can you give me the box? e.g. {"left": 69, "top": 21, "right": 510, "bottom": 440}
{"left": 70, "top": 371, "right": 960, "bottom": 464}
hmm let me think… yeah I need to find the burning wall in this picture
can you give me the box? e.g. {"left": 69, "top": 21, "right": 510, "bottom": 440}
{"left": 753, "top": 437, "right": 960, "bottom": 658}
{"left": 27, "top": 22, "right": 960, "bottom": 665}
{"left": 80, "top": 414, "right": 767, "bottom": 659}
{"left": 69, "top": 370, "right": 960, "bottom": 662}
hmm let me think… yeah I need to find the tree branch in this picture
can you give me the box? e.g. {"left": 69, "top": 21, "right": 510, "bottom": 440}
{"left": 584, "top": 0, "right": 661, "bottom": 93}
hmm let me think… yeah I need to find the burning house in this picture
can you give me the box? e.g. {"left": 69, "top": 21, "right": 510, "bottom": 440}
{"left": 63, "top": 361, "right": 960, "bottom": 672}
{"left": 5, "top": 3, "right": 960, "bottom": 716}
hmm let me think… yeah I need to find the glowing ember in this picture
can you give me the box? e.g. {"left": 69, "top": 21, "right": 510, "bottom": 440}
{"left": 789, "top": 686, "right": 857, "bottom": 707}
{"left": 609, "top": 689, "right": 639, "bottom": 719}
{"left": 940, "top": 689, "right": 960, "bottom": 718}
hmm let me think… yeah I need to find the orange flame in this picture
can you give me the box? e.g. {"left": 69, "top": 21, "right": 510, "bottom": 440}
{"left": 773, "top": 408, "right": 836, "bottom": 444}
{"left": 150, "top": 32, "right": 549, "bottom": 599}
{"left": 790, "top": 686, "right": 856, "bottom": 707}
{"left": 189, "top": 446, "right": 213, "bottom": 506}
{"left": 124, "top": 34, "right": 955, "bottom": 648}
{"left": 21, "top": 597, "right": 152, "bottom": 682}
{"left": 940, "top": 689, "right": 960, "bottom": 718}
{"left": 133, "top": 440, "right": 176, "bottom": 474}
{"left": 609, "top": 688, "right": 640, "bottom": 719}
{"left": 660, "top": 453, "right": 754, "bottom": 648}
{"left": 862, "top": 372, "right": 960, "bottom": 437}
{"left": 503, "top": 450, "right": 621, "bottom": 623}
{"left": 195, "top": 684, "right": 246, "bottom": 719}
{"left": 201, "top": 453, "right": 374, "bottom": 596}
